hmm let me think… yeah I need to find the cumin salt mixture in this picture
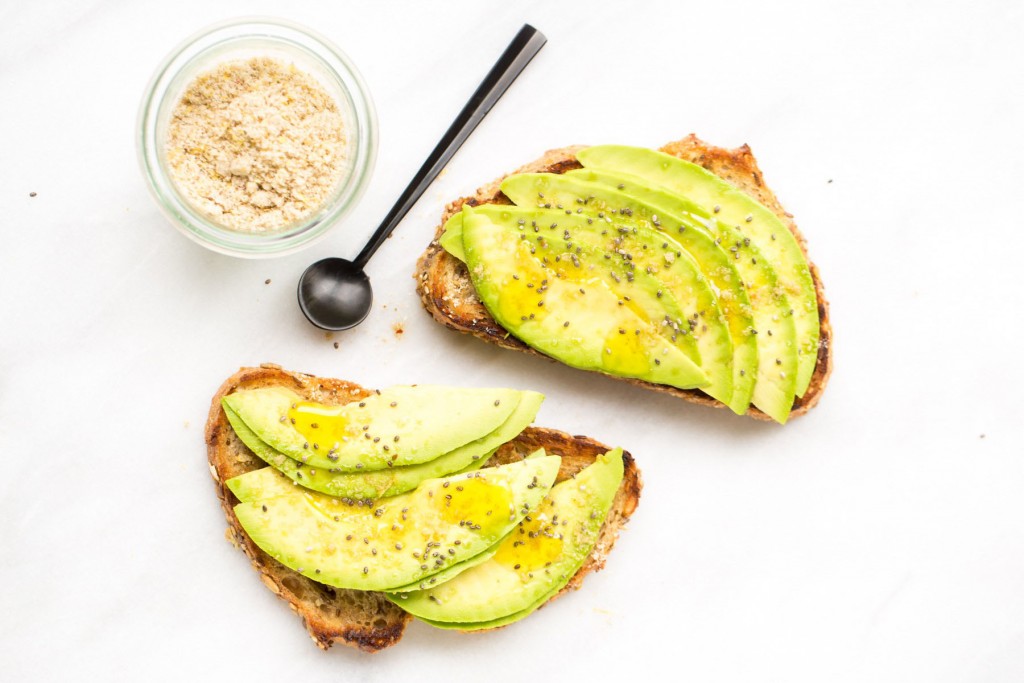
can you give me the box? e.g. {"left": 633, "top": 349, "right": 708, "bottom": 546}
{"left": 165, "top": 57, "right": 347, "bottom": 233}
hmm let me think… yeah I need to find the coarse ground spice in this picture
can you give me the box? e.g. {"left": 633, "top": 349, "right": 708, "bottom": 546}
{"left": 165, "top": 57, "right": 348, "bottom": 233}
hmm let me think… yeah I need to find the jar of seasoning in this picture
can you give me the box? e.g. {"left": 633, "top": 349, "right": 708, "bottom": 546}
{"left": 138, "top": 17, "right": 377, "bottom": 257}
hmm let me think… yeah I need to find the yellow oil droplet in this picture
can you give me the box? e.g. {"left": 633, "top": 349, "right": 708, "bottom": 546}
{"left": 437, "top": 478, "right": 512, "bottom": 536}
{"left": 545, "top": 254, "right": 583, "bottom": 281}
{"left": 494, "top": 501, "right": 564, "bottom": 576}
{"left": 287, "top": 401, "right": 351, "bottom": 450}
{"left": 546, "top": 242, "right": 657, "bottom": 324}
{"left": 619, "top": 295, "right": 652, "bottom": 324}
{"left": 602, "top": 327, "right": 650, "bottom": 375}
{"left": 496, "top": 243, "right": 553, "bottom": 324}
{"left": 304, "top": 493, "right": 353, "bottom": 520}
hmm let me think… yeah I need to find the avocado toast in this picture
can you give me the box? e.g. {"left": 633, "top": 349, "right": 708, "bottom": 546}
{"left": 416, "top": 135, "right": 833, "bottom": 422}
{"left": 206, "top": 364, "right": 642, "bottom": 653}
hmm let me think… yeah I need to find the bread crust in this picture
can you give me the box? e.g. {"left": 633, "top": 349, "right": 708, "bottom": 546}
{"left": 205, "top": 364, "right": 642, "bottom": 652}
{"left": 415, "top": 135, "right": 832, "bottom": 421}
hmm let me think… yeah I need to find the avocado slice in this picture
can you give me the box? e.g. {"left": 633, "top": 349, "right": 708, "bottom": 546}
{"left": 223, "top": 409, "right": 495, "bottom": 502}
{"left": 499, "top": 173, "right": 754, "bottom": 413}
{"left": 461, "top": 207, "right": 708, "bottom": 390}
{"left": 412, "top": 583, "right": 559, "bottom": 631}
{"left": 223, "top": 386, "right": 523, "bottom": 472}
{"left": 231, "top": 455, "right": 561, "bottom": 591}
{"left": 439, "top": 212, "right": 468, "bottom": 261}
{"left": 456, "top": 206, "right": 705, "bottom": 365}
{"left": 226, "top": 464, "right": 300, "bottom": 502}
{"left": 576, "top": 145, "right": 819, "bottom": 398}
{"left": 221, "top": 391, "right": 543, "bottom": 500}
{"left": 387, "top": 448, "right": 624, "bottom": 624}
{"left": 384, "top": 446, "right": 546, "bottom": 593}
{"left": 557, "top": 168, "right": 798, "bottom": 422}
{"left": 384, "top": 547, "right": 499, "bottom": 594}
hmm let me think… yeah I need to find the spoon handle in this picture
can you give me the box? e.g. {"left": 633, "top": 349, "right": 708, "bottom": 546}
{"left": 352, "top": 24, "right": 547, "bottom": 269}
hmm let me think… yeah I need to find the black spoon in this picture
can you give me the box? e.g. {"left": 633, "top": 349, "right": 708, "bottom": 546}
{"left": 298, "top": 24, "right": 547, "bottom": 330}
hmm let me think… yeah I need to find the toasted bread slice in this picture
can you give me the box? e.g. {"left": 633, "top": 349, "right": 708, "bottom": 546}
{"left": 206, "top": 364, "right": 642, "bottom": 653}
{"left": 416, "top": 135, "right": 833, "bottom": 421}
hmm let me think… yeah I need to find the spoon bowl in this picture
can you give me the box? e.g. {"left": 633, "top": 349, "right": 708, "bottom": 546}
{"left": 297, "top": 258, "right": 372, "bottom": 330}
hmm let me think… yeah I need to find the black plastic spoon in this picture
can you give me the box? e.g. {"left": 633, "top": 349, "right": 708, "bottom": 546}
{"left": 297, "top": 24, "right": 547, "bottom": 330}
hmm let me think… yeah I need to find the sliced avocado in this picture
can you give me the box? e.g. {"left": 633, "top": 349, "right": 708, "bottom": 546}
{"left": 385, "top": 547, "right": 499, "bottom": 594}
{"left": 461, "top": 207, "right": 708, "bottom": 390}
{"left": 499, "top": 174, "right": 752, "bottom": 413}
{"left": 223, "top": 407, "right": 494, "bottom": 501}
{"left": 577, "top": 145, "right": 819, "bottom": 398}
{"left": 387, "top": 448, "right": 624, "bottom": 624}
{"left": 439, "top": 212, "right": 467, "bottom": 261}
{"left": 559, "top": 168, "right": 798, "bottom": 421}
{"left": 232, "top": 455, "right": 561, "bottom": 591}
{"left": 413, "top": 583, "right": 560, "bottom": 630}
{"left": 458, "top": 206, "right": 704, "bottom": 365}
{"left": 385, "top": 446, "right": 546, "bottom": 593}
{"left": 227, "top": 464, "right": 301, "bottom": 502}
{"left": 221, "top": 392, "right": 543, "bottom": 500}
{"left": 223, "top": 386, "right": 522, "bottom": 472}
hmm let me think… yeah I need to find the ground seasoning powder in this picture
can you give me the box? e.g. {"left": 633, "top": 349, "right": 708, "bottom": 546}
{"left": 165, "top": 57, "right": 347, "bottom": 233}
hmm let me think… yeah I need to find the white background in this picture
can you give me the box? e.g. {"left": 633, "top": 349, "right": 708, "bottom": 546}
{"left": 2, "top": 1, "right": 1023, "bottom": 681}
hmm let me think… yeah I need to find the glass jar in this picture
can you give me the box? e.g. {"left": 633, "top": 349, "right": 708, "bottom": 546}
{"left": 138, "top": 17, "right": 377, "bottom": 258}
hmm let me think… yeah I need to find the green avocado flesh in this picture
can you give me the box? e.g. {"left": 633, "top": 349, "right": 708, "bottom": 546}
{"left": 387, "top": 448, "right": 624, "bottom": 625}
{"left": 385, "top": 547, "right": 499, "bottom": 593}
{"left": 556, "top": 168, "right": 797, "bottom": 421}
{"left": 499, "top": 173, "right": 749, "bottom": 412}
{"left": 439, "top": 145, "right": 819, "bottom": 422}
{"left": 445, "top": 211, "right": 704, "bottom": 373}
{"left": 231, "top": 456, "right": 561, "bottom": 591}
{"left": 222, "top": 391, "right": 543, "bottom": 500}
{"left": 462, "top": 208, "right": 709, "bottom": 390}
{"left": 222, "top": 386, "right": 523, "bottom": 471}
{"left": 459, "top": 204, "right": 720, "bottom": 390}
{"left": 226, "top": 463, "right": 299, "bottom": 503}
{"left": 576, "top": 145, "right": 819, "bottom": 398}
{"left": 440, "top": 214, "right": 468, "bottom": 260}
{"left": 413, "top": 584, "right": 560, "bottom": 630}
{"left": 223, "top": 408, "right": 492, "bottom": 501}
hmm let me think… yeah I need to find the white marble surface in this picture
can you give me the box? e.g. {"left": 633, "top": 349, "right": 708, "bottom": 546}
{"left": 2, "top": 0, "right": 1023, "bottom": 680}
